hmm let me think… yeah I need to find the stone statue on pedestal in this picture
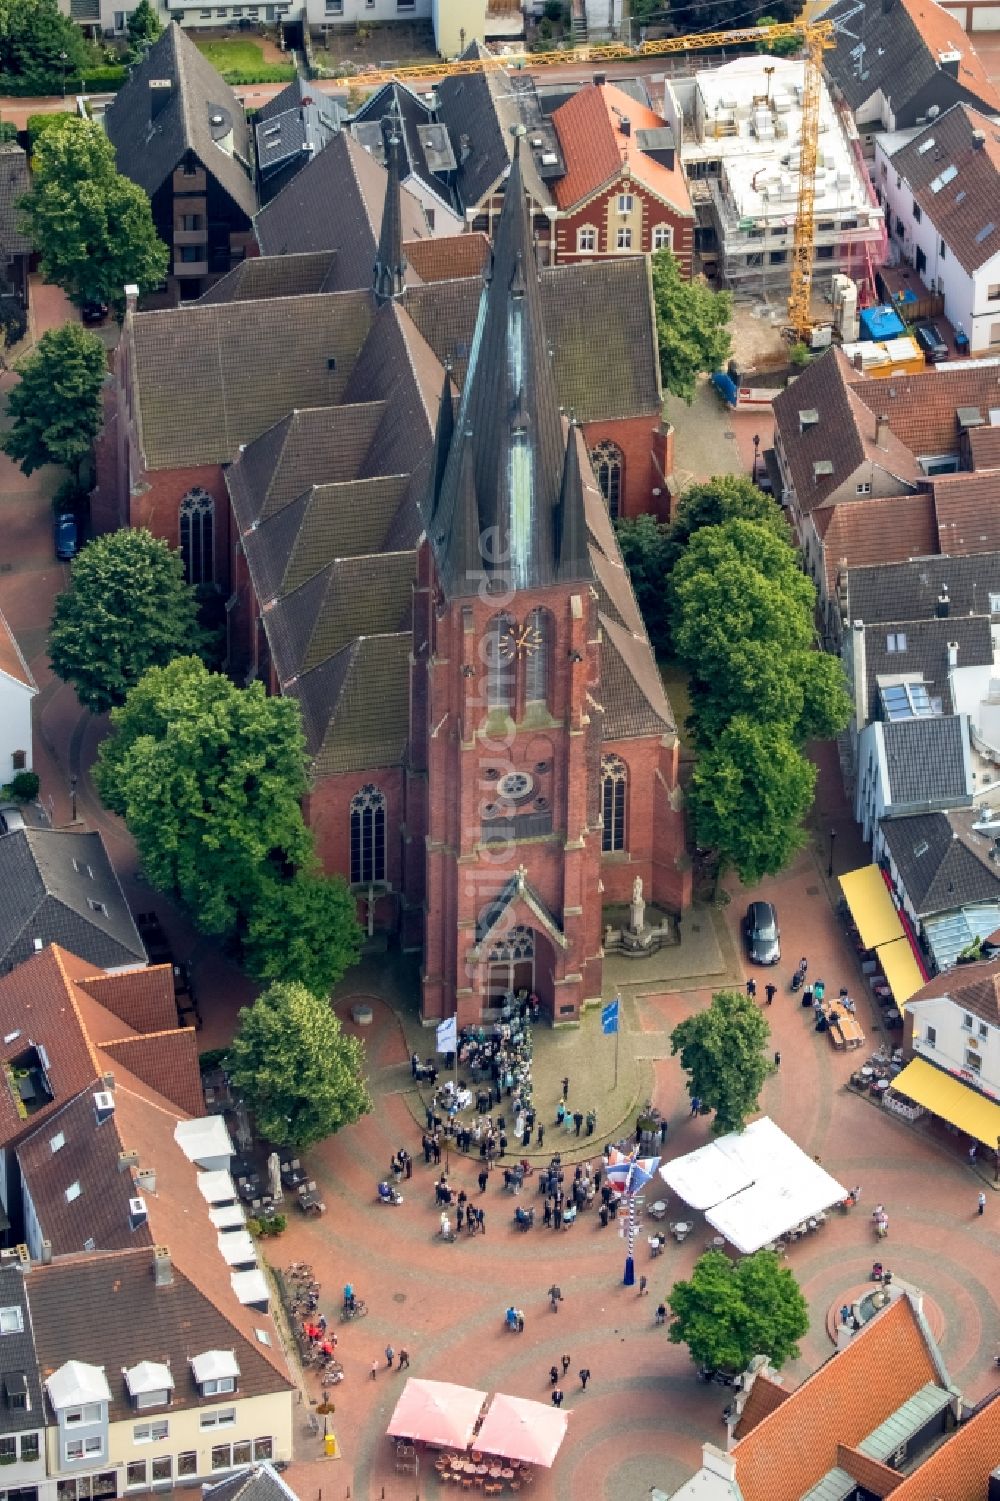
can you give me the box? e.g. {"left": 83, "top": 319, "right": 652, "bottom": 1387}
{"left": 630, "top": 876, "right": 645, "bottom": 936}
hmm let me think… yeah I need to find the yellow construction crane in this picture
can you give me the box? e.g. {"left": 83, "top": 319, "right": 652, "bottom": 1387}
{"left": 347, "top": 16, "right": 835, "bottom": 337}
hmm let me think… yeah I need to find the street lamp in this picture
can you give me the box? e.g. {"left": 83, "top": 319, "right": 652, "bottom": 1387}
{"left": 828, "top": 828, "right": 837, "bottom": 879}
{"left": 69, "top": 773, "right": 77, "bottom": 823}
{"left": 752, "top": 432, "right": 761, "bottom": 482}
{"left": 59, "top": 50, "right": 67, "bottom": 98}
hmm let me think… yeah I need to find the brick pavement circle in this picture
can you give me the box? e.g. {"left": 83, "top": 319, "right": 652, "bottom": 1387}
{"left": 824, "top": 1284, "right": 945, "bottom": 1344}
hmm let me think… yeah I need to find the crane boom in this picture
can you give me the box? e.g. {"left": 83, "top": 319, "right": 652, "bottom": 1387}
{"left": 347, "top": 17, "right": 836, "bottom": 337}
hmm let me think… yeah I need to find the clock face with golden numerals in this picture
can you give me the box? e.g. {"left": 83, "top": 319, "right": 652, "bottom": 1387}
{"left": 499, "top": 624, "right": 544, "bottom": 660}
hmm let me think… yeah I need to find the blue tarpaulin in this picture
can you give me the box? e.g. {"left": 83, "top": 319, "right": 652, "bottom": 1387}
{"left": 859, "top": 304, "right": 906, "bottom": 342}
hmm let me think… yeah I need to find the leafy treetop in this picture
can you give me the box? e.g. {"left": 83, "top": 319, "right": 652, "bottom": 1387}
{"left": 228, "top": 981, "right": 372, "bottom": 1149}
{"left": 48, "top": 528, "right": 204, "bottom": 715}
{"left": 0, "top": 0, "right": 87, "bottom": 86}
{"left": 243, "top": 869, "right": 363, "bottom": 999}
{"left": 670, "top": 987, "right": 772, "bottom": 1134}
{"left": 126, "top": 0, "right": 161, "bottom": 58}
{"left": 1, "top": 321, "right": 106, "bottom": 475}
{"left": 651, "top": 249, "right": 732, "bottom": 405}
{"left": 667, "top": 1250, "right": 809, "bottom": 1372}
{"left": 19, "top": 117, "right": 168, "bottom": 313}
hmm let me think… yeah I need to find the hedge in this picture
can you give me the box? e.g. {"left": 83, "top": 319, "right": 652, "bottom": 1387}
{"left": 0, "top": 65, "right": 127, "bottom": 95}
{"left": 220, "top": 64, "right": 296, "bottom": 83}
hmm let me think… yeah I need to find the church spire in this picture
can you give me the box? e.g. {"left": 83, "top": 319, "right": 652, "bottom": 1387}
{"left": 373, "top": 114, "right": 406, "bottom": 304}
{"left": 428, "top": 365, "right": 455, "bottom": 522}
{"left": 555, "top": 421, "right": 589, "bottom": 582}
{"left": 423, "top": 127, "right": 588, "bottom": 599}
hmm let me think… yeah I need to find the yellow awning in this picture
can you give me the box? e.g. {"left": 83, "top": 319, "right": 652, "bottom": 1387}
{"left": 839, "top": 865, "right": 905, "bottom": 951}
{"left": 875, "top": 936, "right": 925, "bottom": 1009}
{"left": 893, "top": 1058, "right": 1000, "bottom": 1147}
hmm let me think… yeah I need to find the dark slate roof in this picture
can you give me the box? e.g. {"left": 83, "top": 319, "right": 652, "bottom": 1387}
{"left": 435, "top": 42, "right": 553, "bottom": 212}
{"left": 197, "top": 250, "right": 340, "bottom": 304}
{"left": 288, "top": 633, "right": 412, "bottom": 775}
{"left": 26, "top": 1249, "right": 290, "bottom": 1424}
{"left": 823, "top": 0, "right": 1000, "bottom": 123}
{"left": 889, "top": 105, "right": 1000, "bottom": 274}
{"left": 861, "top": 614, "right": 993, "bottom": 721}
{"left": 254, "top": 130, "right": 429, "bottom": 287}
{"left": 0, "top": 1267, "right": 44, "bottom": 1431}
{"left": 128, "top": 255, "right": 659, "bottom": 471}
{"left": 103, "top": 22, "right": 256, "bottom": 221}
{"left": 0, "top": 829, "right": 146, "bottom": 976}
{"left": 845, "top": 552, "right": 1000, "bottom": 625}
{"left": 255, "top": 76, "right": 342, "bottom": 185}
{"left": 422, "top": 136, "right": 589, "bottom": 598}
{"left": 203, "top": 1464, "right": 300, "bottom": 1501}
{"left": 882, "top": 714, "right": 970, "bottom": 807}
{"left": 879, "top": 809, "right": 1000, "bottom": 916}
{"left": 0, "top": 144, "right": 31, "bottom": 260}
{"left": 352, "top": 81, "right": 459, "bottom": 215}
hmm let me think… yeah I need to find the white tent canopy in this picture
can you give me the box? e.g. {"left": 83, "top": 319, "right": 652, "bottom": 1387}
{"left": 659, "top": 1116, "right": 847, "bottom": 1255}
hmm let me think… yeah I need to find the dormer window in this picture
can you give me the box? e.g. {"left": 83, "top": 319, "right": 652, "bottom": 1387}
{"left": 124, "top": 1361, "right": 173, "bottom": 1411}
{"left": 190, "top": 1351, "right": 239, "bottom": 1398}
{"left": 4, "top": 1373, "right": 28, "bottom": 1411}
{"left": 0, "top": 1307, "right": 22, "bottom": 1336}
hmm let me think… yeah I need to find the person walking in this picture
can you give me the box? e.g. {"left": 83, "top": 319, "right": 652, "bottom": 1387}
{"left": 551, "top": 1389, "right": 564, "bottom": 1408}
{"left": 573, "top": 1111, "right": 584, "bottom": 1137}
{"left": 537, "top": 1123, "right": 545, "bottom": 1149}
{"left": 478, "top": 1167, "right": 489, "bottom": 1194}
{"left": 689, "top": 1096, "right": 701, "bottom": 1118}
{"left": 746, "top": 977, "right": 757, "bottom": 999}
{"left": 561, "top": 1354, "right": 571, "bottom": 1376}
{"left": 404, "top": 1152, "right": 412, "bottom": 1180}
{"left": 655, "top": 1304, "right": 667, "bottom": 1326}
{"left": 639, "top": 1275, "right": 648, "bottom": 1296}
{"left": 765, "top": 983, "right": 776, "bottom": 1006}
{"left": 774, "top": 1050, "right": 781, "bottom": 1067}
{"left": 579, "top": 1368, "right": 591, "bottom": 1390}
{"left": 549, "top": 1365, "right": 559, "bottom": 1386}
{"left": 978, "top": 1191, "right": 987, "bottom": 1215}
{"left": 561, "top": 1077, "right": 570, "bottom": 1100}
{"left": 385, "top": 1345, "right": 394, "bottom": 1368}
{"left": 370, "top": 1360, "right": 378, "bottom": 1380}
{"left": 398, "top": 1349, "right": 410, "bottom": 1369}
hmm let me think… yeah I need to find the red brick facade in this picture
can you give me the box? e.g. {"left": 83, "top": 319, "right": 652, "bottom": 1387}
{"left": 581, "top": 416, "right": 674, "bottom": 524}
{"left": 554, "top": 181, "right": 694, "bottom": 273}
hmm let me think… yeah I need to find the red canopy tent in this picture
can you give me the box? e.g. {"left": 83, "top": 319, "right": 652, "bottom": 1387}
{"left": 476, "top": 1394, "right": 569, "bottom": 1467}
{"left": 386, "top": 1379, "right": 488, "bottom": 1451}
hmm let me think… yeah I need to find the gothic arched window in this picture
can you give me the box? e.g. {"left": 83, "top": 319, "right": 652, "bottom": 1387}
{"left": 524, "top": 607, "right": 551, "bottom": 706}
{"left": 350, "top": 784, "right": 386, "bottom": 885}
{"left": 484, "top": 611, "right": 515, "bottom": 711}
{"left": 590, "top": 441, "right": 624, "bottom": 521}
{"left": 179, "top": 488, "right": 214, "bottom": 586}
{"left": 601, "top": 754, "right": 627, "bottom": 853}
{"left": 486, "top": 925, "right": 535, "bottom": 964}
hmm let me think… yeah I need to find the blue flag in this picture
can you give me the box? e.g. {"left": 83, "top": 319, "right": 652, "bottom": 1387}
{"left": 601, "top": 997, "right": 620, "bottom": 1035}
{"left": 436, "top": 1015, "right": 457, "bottom": 1054}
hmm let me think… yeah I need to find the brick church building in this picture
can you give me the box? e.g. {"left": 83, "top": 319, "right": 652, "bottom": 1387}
{"left": 106, "top": 129, "right": 690, "bottom": 1023}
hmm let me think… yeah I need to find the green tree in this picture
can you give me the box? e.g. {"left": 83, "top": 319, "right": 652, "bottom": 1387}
{"left": 229, "top": 981, "right": 372, "bottom": 1149}
{"left": 667, "top": 1250, "right": 809, "bottom": 1372}
{"left": 94, "top": 657, "right": 312, "bottom": 934}
{"left": 126, "top": 0, "right": 161, "bottom": 59}
{"left": 18, "top": 117, "right": 168, "bottom": 313}
{"left": 614, "top": 514, "right": 672, "bottom": 653}
{"left": 670, "top": 988, "right": 772, "bottom": 1134}
{"left": 651, "top": 250, "right": 732, "bottom": 404}
{"left": 755, "top": 16, "right": 801, "bottom": 55}
{"left": 686, "top": 716, "right": 816, "bottom": 884}
{"left": 0, "top": 0, "right": 87, "bottom": 88}
{"left": 244, "top": 870, "right": 363, "bottom": 997}
{"left": 48, "top": 529, "right": 204, "bottom": 715}
{"left": 663, "top": 475, "right": 788, "bottom": 576}
{"left": 1, "top": 322, "right": 105, "bottom": 475}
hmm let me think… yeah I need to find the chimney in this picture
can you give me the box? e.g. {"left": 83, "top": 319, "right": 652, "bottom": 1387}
{"left": 93, "top": 1090, "right": 115, "bottom": 1126}
{"left": 153, "top": 1247, "right": 172, "bottom": 1288}
{"left": 118, "top": 1149, "right": 139, "bottom": 1173}
{"left": 102, "top": 1072, "right": 115, "bottom": 1093}
{"left": 935, "top": 586, "right": 950, "bottom": 617}
{"left": 854, "top": 352, "right": 864, "bottom": 371}
{"left": 972, "top": 129, "right": 986, "bottom": 149}
{"left": 149, "top": 78, "right": 172, "bottom": 122}
{"left": 875, "top": 414, "right": 890, "bottom": 449}
{"left": 853, "top": 620, "right": 868, "bottom": 727}
{"left": 135, "top": 1167, "right": 156, "bottom": 1195}
{"left": 40, "top": 1240, "right": 52, "bottom": 1265}
{"left": 124, "top": 284, "right": 139, "bottom": 315}
{"left": 128, "top": 1196, "right": 148, "bottom": 1232}
{"left": 593, "top": 72, "right": 606, "bottom": 86}
{"left": 948, "top": 640, "right": 959, "bottom": 667}
{"left": 620, "top": 115, "right": 632, "bottom": 138}
{"left": 938, "top": 50, "right": 961, "bottom": 78}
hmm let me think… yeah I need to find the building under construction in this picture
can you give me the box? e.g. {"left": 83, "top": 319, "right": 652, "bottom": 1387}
{"left": 678, "top": 55, "right": 886, "bottom": 297}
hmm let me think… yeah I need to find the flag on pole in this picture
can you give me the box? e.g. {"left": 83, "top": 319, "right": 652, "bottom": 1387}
{"left": 601, "top": 996, "right": 620, "bottom": 1035}
{"left": 435, "top": 1015, "right": 457, "bottom": 1055}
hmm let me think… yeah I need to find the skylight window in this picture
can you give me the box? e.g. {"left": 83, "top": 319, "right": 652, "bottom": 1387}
{"left": 65, "top": 1182, "right": 81, "bottom": 1203}
{"left": 930, "top": 165, "right": 957, "bottom": 192}
{"left": 0, "top": 1308, "right": 23, "bottom": 1335}
{"left": 954, "top": 190, "right": 966, "bottom": 204}
{"left": 917, "top": 138, "right": 936, "bottom": 154}
{"left": 50, "top": 1132, "right": 65, "bottom": 1154}
{"left": 976, "top": 223, "right": 996, "bottom": 243}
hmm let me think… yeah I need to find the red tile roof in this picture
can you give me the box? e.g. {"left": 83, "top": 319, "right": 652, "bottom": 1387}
{"left": 892, "top": 106, "right": 1000, "bottom": 273}
{"left": 731, "top": 1297, "right": 944, "bottom": 1501}
{"left": 73, "top": 963, "right": 179, "bottom": 1034}
{"left": 0, "top": 606, "right": 36, "bottom": 693}
{"left": 101, "top": 1029, "right": 203, "bottom": 1117}
{"left": 899, "top": 0, "right": 1000, "bottom": 114}
{"left": 731, "top": 1373, "right": 789, "bottom": 1438}
{"left": 403, "top": 232, "right": 490, "bottom": 282}
{"left": 849, "top": 362, "right": 1000, "bottom": 457}
{"left": 934, "top": 471, "right": 1000, "bottom": 554}
{"left": 820, "top": 491, "right": 938, "bottom": 593}
{"left": 550, "top": 83, "right": 692, "bottom": 217}
{"left": 887, "top": 1396, "right": 1000, "bottom": 1500}
{"left": 968, "top": 426, "right": 1000, "bottom": 471}
{"left": 906, "top": 955, "right": 1000, "bottom": 1023}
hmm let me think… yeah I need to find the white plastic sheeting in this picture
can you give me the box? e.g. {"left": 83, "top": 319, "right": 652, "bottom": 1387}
{"left": 659, "top": 1117, "right": 847, "bottom": 1254}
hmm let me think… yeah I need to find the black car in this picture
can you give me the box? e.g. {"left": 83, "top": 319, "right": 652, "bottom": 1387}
{"left": 915, "top": 322, "right": 948, "bottom": 364}
{"left": 744, "top": 901, "right": 780, "bottom": 965}
{"left": 80, "top": 299, "right": 109, "bottom": 325}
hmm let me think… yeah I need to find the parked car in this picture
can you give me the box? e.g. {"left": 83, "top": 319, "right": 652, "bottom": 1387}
{"left": 53, "top": 512, "right": 78, "bottom": 561}
{"left": 915, "top": 322, "right": 948, "bottom": 363}
{"left": 80, "top": 299, "right": 108, "bottom": 325}
{"left": 744, "top": 900, "right": 781, "bottom": 965}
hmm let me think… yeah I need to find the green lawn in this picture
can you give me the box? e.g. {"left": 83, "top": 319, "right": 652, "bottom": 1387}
{"left": 659, "top": 659, "right": 695, "bottom": 757}
{"left": 194, "top": 37, "right": 268, "bottom": 71}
